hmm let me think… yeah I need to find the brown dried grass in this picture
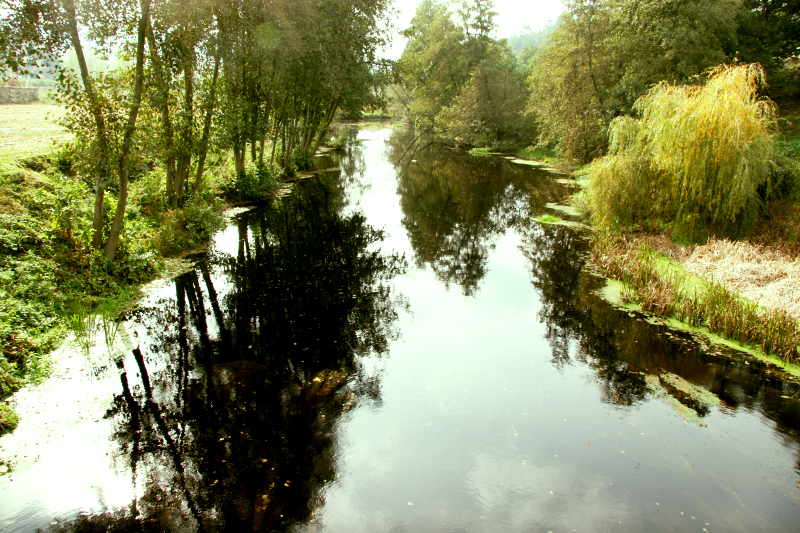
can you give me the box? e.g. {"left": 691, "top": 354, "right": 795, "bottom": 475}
{"left": 683, "top": 238, "right": 800, "bottom": 320}
{"left": 592, "top": 232, "right": 800, "bottom": 362}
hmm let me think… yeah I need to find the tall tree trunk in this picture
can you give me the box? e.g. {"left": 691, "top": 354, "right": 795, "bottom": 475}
{"left": 63, "top": 0, "right": 111, "bottom": 250}
{"left": 103, "top": 0, "right": 151, "bottom": 261}
{"left": 174, "top": 55, "right": 195, "bottom": 206}
{"left": 145, "top": 25, "right": 177, "bottom": 206}
{"left": 193, "top": 48, "right": 220, "bottom": 193}
{"left": 311, "top": 98, "right": 341, "bottom": 155}
{"left": 233, "top": 143, "right": 246, "bottom": 176}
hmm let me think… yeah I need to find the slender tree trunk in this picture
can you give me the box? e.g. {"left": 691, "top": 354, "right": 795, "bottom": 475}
{"left": 233, "top": 143, "right": 246, "bottom": 176}
{"left": 103, "top": 0, "right": 151, "bottom": 261}
{"left": 174, "top": 55, "right": 195, "bottom": 206}
{"left": 193, "top": 48, "right": 220, "bottom": 193}
{"left": 270, "top": 94, "right": 288, "bottom": 166}
{"left": 311, "top": 98, "right": 341, "bottom": 155}
{"left": 63, "top": 0, "right": 111, "bottom": 250}
{"left": 145, "top": 25, "right": 177, "bottom": 206}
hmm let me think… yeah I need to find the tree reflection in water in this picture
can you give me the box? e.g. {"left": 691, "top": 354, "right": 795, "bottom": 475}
{"left": 520, "top": 220, "right": 800, "bottom": 462}
{"left": 46, "top": 177, "right": 405, "bottom": 532}
{"left": 387, "top": 129, "right": 564, "bottom": 296}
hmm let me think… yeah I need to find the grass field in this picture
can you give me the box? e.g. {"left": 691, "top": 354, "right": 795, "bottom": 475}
{"left": 0, "top": 103, "right": 69, "bottom": 158}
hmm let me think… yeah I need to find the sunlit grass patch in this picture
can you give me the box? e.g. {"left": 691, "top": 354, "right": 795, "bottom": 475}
{"left": 517, "top": 146, "right": 557, "bottom": 163}
{"left": 468, "top": 147, "right": 497, "bottom": 156}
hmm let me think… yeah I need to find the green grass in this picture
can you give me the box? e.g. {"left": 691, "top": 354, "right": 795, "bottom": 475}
{"left": 517, "top": 146, "right": 558, "bottom": 163}
{"left": 468, "top": 147, "right": 496, "bottom": 156}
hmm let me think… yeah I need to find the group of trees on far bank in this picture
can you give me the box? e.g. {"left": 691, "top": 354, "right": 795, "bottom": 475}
{"left": 396, "top": 0, "right": 799, "bottom": 162}
{"left": 394, "top": 0, "right": 799, "bottom": 241}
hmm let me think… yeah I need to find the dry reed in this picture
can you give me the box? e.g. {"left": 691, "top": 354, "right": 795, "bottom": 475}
{"left": 592, "top": 233, "right": 800, "bottom": 363}
{"left": 683, "top": 238, "right": 800, "bottom": 320}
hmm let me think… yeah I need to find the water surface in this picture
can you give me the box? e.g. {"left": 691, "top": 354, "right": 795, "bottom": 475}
{"left": 1, "top": 127, "right": 799, "bottom": 532}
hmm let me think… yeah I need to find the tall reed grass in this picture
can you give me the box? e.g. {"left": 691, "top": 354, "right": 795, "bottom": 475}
{"left": 593, "top": 233, "right": 800, "bottom": 363}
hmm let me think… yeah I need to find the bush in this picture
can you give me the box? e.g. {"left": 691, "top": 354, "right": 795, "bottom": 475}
{"left": 285, "top": 149, "right": 314, "bottom": 177}
{"left": 236, "top": 161, "right": 279, "bottom": 199}
{"left": 586, "top": 64, "right": 778, "bottom": 241}
{"left": 0, "top": 404, "right": 18, "bottom": 435}
{"left": 153, "top": 197, "right": 224, "bottom": 255}
{"left": 129, "top": 168, "right": 168, "bottom": 214}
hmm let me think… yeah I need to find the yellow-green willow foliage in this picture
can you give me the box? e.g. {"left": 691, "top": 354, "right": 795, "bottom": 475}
{"left": 587, "top": 64, "right": 777, "bottom": 240}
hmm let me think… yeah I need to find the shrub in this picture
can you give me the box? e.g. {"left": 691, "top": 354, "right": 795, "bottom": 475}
{"left": 236, "top": 161, "right": 279, "bottom": 199}
{"left": 153, "top": 197, "right": 224, "bottom": 255}
{"left": 129, "top": 168, "right": 168, "bottom": 214}
{"left": 587, "top": 64, "right": 778, "bottom": 240}
{"left": 0, "top": 404, "right": 18, "bottom": 435}
{"left": 285, "top": 148, "right": 314, "bottom": 177}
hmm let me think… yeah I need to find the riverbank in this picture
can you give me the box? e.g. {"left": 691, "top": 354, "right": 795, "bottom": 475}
{"left": 504, "top": 108, "right": 800, "bottom": 373}
{"left": 0, "top": 103, "right": 228, "bottom": 435}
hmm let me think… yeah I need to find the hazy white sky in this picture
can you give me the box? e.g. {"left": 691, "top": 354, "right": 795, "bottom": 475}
{"left": 383, "top": 0, "right": 565, "bottom": 58}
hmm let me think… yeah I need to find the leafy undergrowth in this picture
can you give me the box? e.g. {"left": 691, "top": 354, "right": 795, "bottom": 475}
{"left": 592, "top": 233, "right": 800, "bottom": 364}
{"left": 0, "top": 150, "right": 226, "bottom": 429}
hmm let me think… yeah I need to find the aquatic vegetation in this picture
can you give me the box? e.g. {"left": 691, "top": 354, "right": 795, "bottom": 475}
{"left": 535, "top": 215, "right": 562, "bottom": 224}
{"left": 58, "top": 298, "right": 97, "bottom": 357}
{"left": 593, "top": 232, "right": 800, "bottom": 363}
{"left": 644, "top": 372, "right": 721, "bottom": 426}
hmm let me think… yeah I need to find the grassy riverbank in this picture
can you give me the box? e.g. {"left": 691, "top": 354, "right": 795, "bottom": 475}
{"left": 592, "top": 233, "right": 800, "bottom": 365}
{"left": 0, "top": 104, "right": 230, "bottom": 434}
{"left": 580, "top": 101, "right": 800, "bottom": 368}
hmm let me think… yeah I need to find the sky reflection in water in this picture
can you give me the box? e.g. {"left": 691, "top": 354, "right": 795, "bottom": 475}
{"left": 0, "top": 127, "right": 799, "bottom": 533}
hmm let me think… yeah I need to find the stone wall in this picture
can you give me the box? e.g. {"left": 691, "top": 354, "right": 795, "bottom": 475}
{"left": 0, "top": 87, "right": 39, "bottom": 104}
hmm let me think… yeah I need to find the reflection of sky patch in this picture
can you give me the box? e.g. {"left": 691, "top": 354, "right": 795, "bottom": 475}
{"left": 466, "top": 454, "right": 627, "bottom": 532}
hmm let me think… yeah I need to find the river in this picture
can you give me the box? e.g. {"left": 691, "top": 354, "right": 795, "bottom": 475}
{"left": 1, "top": 126, "right": 799, "bottom": 532}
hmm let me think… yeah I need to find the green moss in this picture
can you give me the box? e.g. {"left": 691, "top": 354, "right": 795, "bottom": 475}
{"left": 0, "top": 404, "right": 19, "bottom": 435}
{"left": 544, "top": 202, "right": 582, "bottom": 218}
{"left": 534, "top": 214, "right": 589, "bottom": 229}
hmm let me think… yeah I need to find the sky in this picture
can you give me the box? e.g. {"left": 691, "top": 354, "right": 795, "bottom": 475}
{"left": 383, "top": 0, "right": 565, "bottom": 59}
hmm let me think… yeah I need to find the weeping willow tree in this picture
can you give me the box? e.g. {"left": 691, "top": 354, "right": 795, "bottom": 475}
{"left": 586, "top": 63, "right": 778, "bottom": 240}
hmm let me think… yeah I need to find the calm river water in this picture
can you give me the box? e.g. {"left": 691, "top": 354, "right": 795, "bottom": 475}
{"left": 1, "top": 127, "right": 800, "bottom": 532}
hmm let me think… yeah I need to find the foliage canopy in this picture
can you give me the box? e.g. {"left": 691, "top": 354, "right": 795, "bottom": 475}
{"left": 587, "top": 64, "right": 779, "bottom": 240}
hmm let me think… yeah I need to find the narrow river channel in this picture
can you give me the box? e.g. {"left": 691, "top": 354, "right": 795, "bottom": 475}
{"left": 2, "top": 127, "right": 800, "bottom": 532}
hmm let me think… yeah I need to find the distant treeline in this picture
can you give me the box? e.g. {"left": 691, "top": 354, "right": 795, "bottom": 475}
{"left": 396, "top": 0, "right": 799, "bottom": 162}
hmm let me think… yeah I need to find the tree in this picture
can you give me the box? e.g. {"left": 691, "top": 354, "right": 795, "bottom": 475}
{"left": 586, "top": 64, "right": 778, "bottom": 239}
{"left": 734, "top": 0, "right": 800, "bottom": 101}
{"left": 1, "top": 0, "right": 393, "bottom": 262}
{"left": 527, "top": 0, "right": 738, "bottom": 164}
{"left": 435, "top": 46, "right": 534, "bottom": 148}
{"left": 397, "top": 0, "right": 532, "bottom": 147}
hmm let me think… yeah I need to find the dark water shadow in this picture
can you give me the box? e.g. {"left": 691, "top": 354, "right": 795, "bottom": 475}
{"left": 41, "top": 177, "right": 405, "bottom": 532}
